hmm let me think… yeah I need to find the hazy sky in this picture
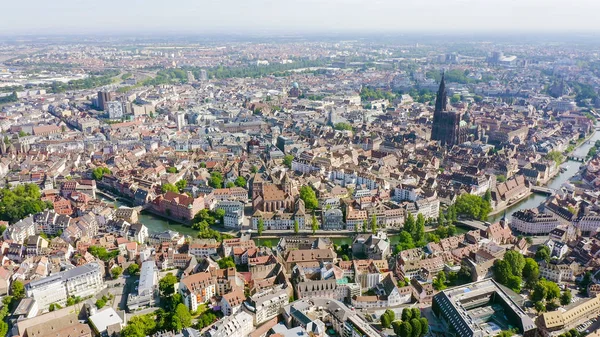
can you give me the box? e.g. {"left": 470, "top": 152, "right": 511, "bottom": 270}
{"left": 3, "top": 0, "right": 600, "bottom": 35}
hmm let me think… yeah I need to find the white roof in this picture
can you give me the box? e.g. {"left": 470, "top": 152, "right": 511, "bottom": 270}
{"left": 89, "top": 308, "right": 123, "bottom": 333}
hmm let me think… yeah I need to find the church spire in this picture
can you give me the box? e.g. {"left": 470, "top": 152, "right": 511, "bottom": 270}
{"left": 435, "top": 72, "right": 447, "bottom": 112}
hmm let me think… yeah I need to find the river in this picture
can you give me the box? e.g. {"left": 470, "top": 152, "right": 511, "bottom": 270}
{"left": 108, "top": 199, "right": 198, "bottom": 236}
{"left": 488, "top": 130, "right": 599, "bottom": 223}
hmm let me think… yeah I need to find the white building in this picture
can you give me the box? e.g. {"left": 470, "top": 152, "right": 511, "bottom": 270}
{"left": 205, "top": 311, "right": 253, "bottom": 337}
{"left": 510, "top": 210, "right": 561, "bottom": 235}
{"left": 127, "top": 260, "right": 158, "bottom": 310}
{"left": 245, "top": 287, "right": 289, "bottom": 325}
{"left": 4, "top": 216, "right": 36, "bottom": 243}
{"left": 26, "top": 262, "right": 105, "bottom": 310}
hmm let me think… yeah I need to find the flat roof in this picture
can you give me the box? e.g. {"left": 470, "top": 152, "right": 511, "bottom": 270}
{"left": 89, "top": 307, "right": 123, "bottom": 333}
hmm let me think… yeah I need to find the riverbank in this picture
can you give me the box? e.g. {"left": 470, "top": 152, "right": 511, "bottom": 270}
{"left": 488, "top": 189, "right": 533, "bottom": 217}
{"left": 488, "top": 126, "right": 600, "bottom": 223}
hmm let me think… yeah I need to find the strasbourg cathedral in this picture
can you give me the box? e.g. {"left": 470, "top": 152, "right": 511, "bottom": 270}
{"left": 430, "top": 74, "right": 482, "bottom": 147}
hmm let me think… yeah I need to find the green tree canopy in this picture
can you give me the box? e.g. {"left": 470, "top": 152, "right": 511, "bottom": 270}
{"left": 159, "top": 273, "right": 178, "bottom": 298}
{"left": 11, "top": 280, "right": 25, "bottom": 300}
{"left": 127, "top": 263, "right": 140, "bottom": 276}
{"left": 161, "top": 183, "right": 179, "bottom": 193}
{"left": 454, "top": 193, "right": 492, "bottom": 220}
{"left": 535, "top": 246, "right": 551, "bottom": 262}
{"left": 299, "top": 185, "right": 318, "bottom": 209}
{"left": 283, "top": 155, "right": 294, "bottom": 168}
{"left": 208, "top": 172, "right": 223, "bottom": 188}
{"left": 175, "top": 179, "right": 187, "bottom": 193}
{"left": 504, "top": 250, "right": 526, "bottom": 277}
{"left": 92, "top": 167, "right": 112, "bottom": 180}
{"left": 234, "top": 176, "right": 247, "bottom": 188}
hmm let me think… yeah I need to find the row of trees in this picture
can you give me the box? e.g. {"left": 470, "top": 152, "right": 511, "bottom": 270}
{"left": 45, "top": 69, "right": 120, "bottom": 94}
{"left": 188, "top": 58, "right": 329, "bottom": 80}
{"left": 380, "top": 308, "right": 429, "bottom": 337}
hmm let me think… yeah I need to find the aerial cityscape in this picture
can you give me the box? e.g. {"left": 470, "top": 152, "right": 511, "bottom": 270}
{"left": 2, "top": 2, "right": 600, "bottom": 337}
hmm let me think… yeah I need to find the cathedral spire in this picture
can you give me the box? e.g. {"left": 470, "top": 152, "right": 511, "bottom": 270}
{"left": 435, "top": 72, "right": 447, "bottom": 112}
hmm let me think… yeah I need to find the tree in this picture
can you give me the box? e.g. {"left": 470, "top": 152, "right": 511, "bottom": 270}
{"left": 167, "top": 167, "right": 178, "bottom": 174}
{"left": 507, "top": 275, "right": 522, "bottom": 293}
{"left": 92, "top": 167, "right": 111, "bottom": 181}
{"left": 401, "top": 308, "right": 413, "bottom": 321}
{"left": 454, "top": 194, "right": 492, "bottom": 220}
{"left": 362, "top": 219, "right": 368, "bottom": 233}
{"left": 159, "top": 273, "right": 178, "bottom": 297}
{"left": 399, "top": 321, "right": 412, "bottom": 337}
{"left": 411, "top": 308, "right": 420, "bottom": 319}
{"left": 257, "top": 219, "right": 264, "bottom": 235}
{"left": 96, "top": 299, "right": 106, "bottom": 309}
{"left": 226, "top": 182, "right": 235, "bottom": 188}
{"left": 11, "top": 280, "right": 25, "bottom": 300}
{"left": 311, "top": 214, "right": 318, "bottom": 234}
{"left": 482, "top": 189, "right": 491, "bottom": 202}
{"left": 523, "top": 258, "right": 540, "bottom": 288}
{"left": 544, "top": 280, "right": 561, "bottom": 301}
{"left": 299, "top": 185, "right": 318, "bottom": 209}
{"left": 534, "top": 301, "right": 546, "bottom": 313}
{"left": 415, "top": 213, "right": 426, "bottom": 242}
{"left": 380, "top": 309, "right": 395, "bottom": 328}
{"left": 392, "top": 321, "right": 403, "bottom": 337}
{"left": 208, "top": 172, "right": 223, "bottom": 188}
{"left": 371, "top": 214, "right": 378, "bottom": 234}
{"left": 410, "top": 318, "right": 422, "bottom": 337}
{"left": 494, "top": 259, "right": 512, "bottom": 285}
{"left": 437, "top": 209, "right": 446, "bottom": 227}
{"left": 217, "top": 256, "right": 236, "bottom": 269}
{"left": 404, "top": 212, "right": 416, "bottom": 235}
{"left": 532, "top": 281, "right": 548, "bottom": 302}
{"left": 433, "top": 271, "right": 447, "bottom": 290}
{"left": 283, "top": 155, "right": 294, "bottom": 168}
{"left": 111, "top": 266, "right": 122, "bottom": 279}
{"left": 561, "top": 290, "right": 572, "bottom": 305}
{"left": 234, "top": 176, "right": 247, "bottom": 188}
{"left": 293, "top": 220, "right": 299, "bottom": 234}
{"left": 175, "top": 303, "right": 192, "bottom": 329}
{"left": 536, "top": 245, "right": 551, "bottom": 262}
{"left": 334, "top": 122, "right": 353, "bottom": 131}
{"left": 395, "top": 231, "right": 416, "bottom": 252}
{"left": 419, "top": 318, "right": 429, "bottom": 336}
{"left": 250, "top": 165, "right": 258, "bottom": 173}
{"left": 127, "top": 263, "right": 140, "bottom": 276}
{"left": 162, "top": 183, "right": 179, "bottom": 193}
{"left": 504, "top": 250, "right": 526, "bottom": 277}
{"left": 175, "top": 179, "right": 187, "bottom": 193}
{"left": 545, "top": 151, "right": 565, "bottom": 166}
{"left": 496, "top": 175, "right": 507, "bottom": 183}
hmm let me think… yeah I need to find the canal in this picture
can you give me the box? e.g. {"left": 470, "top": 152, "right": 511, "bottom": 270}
{"left": 107, "top": 199, "right": 198, "bottom": 236}
{"left": 488, "top": 129, "right": 599, "bottom": 223}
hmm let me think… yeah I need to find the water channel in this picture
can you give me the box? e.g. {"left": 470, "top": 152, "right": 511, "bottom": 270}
{"left": 488, "top": 129, "right": 599, "bottom": 223}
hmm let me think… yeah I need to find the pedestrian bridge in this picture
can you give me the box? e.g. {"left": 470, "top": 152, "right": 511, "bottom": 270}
{"left": 531, "top": 186, "right": 555, "bottom": 195}
{"left": 567, "top": 155, "right": 587, "bottom": 162}
{"left": 456, "top": 219, "right": 489, "bottom": 231}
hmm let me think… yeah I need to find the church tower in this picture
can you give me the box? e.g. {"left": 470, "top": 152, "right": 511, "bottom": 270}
{"left": 430, "top": 73, "right": 467, "bottom": 147}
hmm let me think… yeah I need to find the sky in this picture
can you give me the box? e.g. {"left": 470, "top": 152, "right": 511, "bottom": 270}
{"left": 3, "top": 0, "right": 600, "bottom": 35}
